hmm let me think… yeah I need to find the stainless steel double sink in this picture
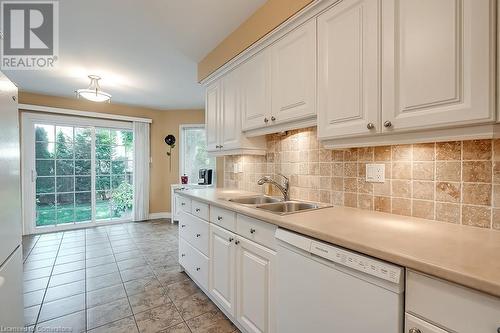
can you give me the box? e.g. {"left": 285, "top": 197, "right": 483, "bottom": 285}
{"left": 227, "top": 195, "right": 328, "bottom": 215}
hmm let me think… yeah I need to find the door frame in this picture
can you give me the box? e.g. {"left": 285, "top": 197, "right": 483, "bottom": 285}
{"left": 21, "top": 112, "right": 133, "bottom": 235}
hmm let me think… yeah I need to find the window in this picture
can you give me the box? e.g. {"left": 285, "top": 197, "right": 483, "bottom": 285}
{"left": 179, "top": 125, "right": 216, "bottom": 184}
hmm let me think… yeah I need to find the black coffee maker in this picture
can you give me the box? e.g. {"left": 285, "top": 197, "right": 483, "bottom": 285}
{"left": 198, "top": 169, "right": 213, "bottom": 185}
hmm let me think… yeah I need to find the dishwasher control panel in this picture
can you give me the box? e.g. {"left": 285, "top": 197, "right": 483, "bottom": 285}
{"left": 310, "top": 240, "right": 402, "bottom": 284}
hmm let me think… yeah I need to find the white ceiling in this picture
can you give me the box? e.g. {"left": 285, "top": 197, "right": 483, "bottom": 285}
{"left": 5, "top": 0, "right": 265, "bottom": 109}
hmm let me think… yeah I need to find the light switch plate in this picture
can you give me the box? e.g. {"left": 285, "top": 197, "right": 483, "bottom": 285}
{"left": 366, "top": 164, "right": 385, "bottom": 183}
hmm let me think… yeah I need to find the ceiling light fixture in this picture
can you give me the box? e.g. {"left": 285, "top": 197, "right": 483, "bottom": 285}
{"left": 75, "top": 75, "right": 112, "bottom": 103}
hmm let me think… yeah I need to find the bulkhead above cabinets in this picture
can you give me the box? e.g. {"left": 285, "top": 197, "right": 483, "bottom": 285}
{"left": 203, "top": 0, "right": 497, "bottom": 153}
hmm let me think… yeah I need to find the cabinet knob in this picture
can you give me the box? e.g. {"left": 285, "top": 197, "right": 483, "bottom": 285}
{"left": 250, "top": 228, "right": 256, "bottom": 234}
{"left": 383, "top": 120, "right": 392, "bottom": 128}
{"left": 215, "top": 145, "right": 219, "bottom": 148}
{"left": 217, "top": 216, "right": 223, "bottom": 221}
{"left": 271, "top": 116, "right": 276, "bottom": 121}
{"left": 264, "top": 117, "right": 269, "bottom": 123}
{"left": 196, "top": 267, "right": 200, "bottom": 271}
{"left": 181, "top": 203, "right": 185, "bottom": 206}
{"left": 181, "top": 224, "right": 186, "bottom": 228}
{"left": 366, "top": 123, "right": 375, "bottom": 130}
{"left": 181, "top": 253, "right": 185, "bottom": 257}
{"left": 195, "top": 208, "right": 200, "bottom": 212}
{"left": 235, "top": 240, "right": 240, "bottom": 245}
{"left": 196, "top": 233, "right": 201, "bottom": 238}
{"left": 409, "top": 328, "right": 421, "bottom": 333}
{"left": 229, "top": 237, "right": 234, "bottom": 242}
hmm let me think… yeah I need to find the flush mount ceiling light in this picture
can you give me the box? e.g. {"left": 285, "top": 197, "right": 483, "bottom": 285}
{"left": 75, "top": 75, "right": 112, "bottom": 103}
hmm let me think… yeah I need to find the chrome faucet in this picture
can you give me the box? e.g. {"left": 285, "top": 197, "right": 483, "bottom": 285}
{"left": 257, "top": 173, "right": 290, "bottom": 201}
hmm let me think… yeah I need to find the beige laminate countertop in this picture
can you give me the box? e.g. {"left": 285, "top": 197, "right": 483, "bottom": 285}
{"left": 176, "top": 188, "right": 500, "bottom": 298}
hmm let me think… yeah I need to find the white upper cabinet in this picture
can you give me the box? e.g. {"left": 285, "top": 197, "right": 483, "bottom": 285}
{"left": 381, "top": 0, "right": 495, "bottom": 132}
{"left": 221, "top": 69, "right": 242, "bottom": 150}
{"left": 205, "top": 81, "right": 220, "bottom": 152}
{"left": 271, "top": 19, "right": 316, "bottom": 125}
{"left": 317, "top": 0, "right": 381, "bottom": 139}
{"left": 241, "top": 50, "right": 271, "bottom": 131}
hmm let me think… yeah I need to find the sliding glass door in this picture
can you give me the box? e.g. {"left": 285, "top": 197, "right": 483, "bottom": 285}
{"left": 24, "top": 113, "right": 134, "bottom": 233}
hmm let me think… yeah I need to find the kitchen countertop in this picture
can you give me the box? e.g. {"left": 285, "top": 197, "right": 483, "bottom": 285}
{"left": 176, "top": 188, "right": 500, "bottom": 298}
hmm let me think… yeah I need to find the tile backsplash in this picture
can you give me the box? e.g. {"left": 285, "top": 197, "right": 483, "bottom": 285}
{"left": 224, "top": 127, "right": 500, "bottom": 230}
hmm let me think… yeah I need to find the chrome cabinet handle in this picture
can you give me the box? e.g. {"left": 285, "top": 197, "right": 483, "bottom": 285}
{"left": 366, "top": 123, "right": 375, "bottom": 130}
{"left": 195, "top": 208, "right": 200, "bottom": 212}
{"left": 409, "top": 328, "right": 421, "bottom": 333}
{"left": 196, "top": 267, "right": 200, "bottom": 271}
{"left": 181, "top": 253, "right": 185, "bottom": 257}
{"left": 181, "top": 224, "right": 186, "bottom": 228}
{"left": 220, "top": 145, "right": 223, "bottom": 148}
{"left": 228, "top": 237, "right": 234, "bottom": 242}
{"left": 235, "top": 240, "right": 240, "bottom": 245}
{"left": 264, "top": 118, "right": 269, "bottom": 123}
{"left": 384, "top": 120, "right": 392, "bottom": 128}
{"left": 181, "top": 202, "right": 185, "bottom": 206}
{"left": 271, "top": 116, "right": 276, "bottom": 121}
{"left": 250, "top": 228, "right": 256, "bottom": 234}
{"left": 217, "top": 216, "right": 223, "bottom": 221}
{"left": 196, "top": 233, "right": 201, "bottom": 238}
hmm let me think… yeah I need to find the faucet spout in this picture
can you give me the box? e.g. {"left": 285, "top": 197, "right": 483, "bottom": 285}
{"left": 257, "top": 173, "right": 290, "bottom": 201}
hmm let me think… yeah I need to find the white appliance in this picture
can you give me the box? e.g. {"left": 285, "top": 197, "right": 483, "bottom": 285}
{"left": 0, "top": 71, "right": 23, "bottom": 327}
{"left": 275, "top": 228, "right": 404, "bottom": 333}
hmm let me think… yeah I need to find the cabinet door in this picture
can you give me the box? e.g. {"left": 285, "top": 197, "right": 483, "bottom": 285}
{"left": 241, "top": 50, "right": 271, "bottom": 131}
{"left": 317, "top": 0, "right": 381, "bottom": 139}
{"left": 236, "top": 237, "right": 275, "bottom": 333}
{"left": 271, "top": 19, "right": 316, "bottom": 124}
{"left": 221, "top": 69, "right": 242, "bottom": 150}
{"left": 209, "top": 224, "right": 236, "bottom": 316}
{"left": 382, "top": 0, "right": 494, "bottom": 132}
{"left": 205, "top": 81, "right": 220, "bottom": 152}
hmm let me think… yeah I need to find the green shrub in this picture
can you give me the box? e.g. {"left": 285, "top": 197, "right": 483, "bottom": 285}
{"left": 111, "top": 182, "right": 133, "bottom": 216}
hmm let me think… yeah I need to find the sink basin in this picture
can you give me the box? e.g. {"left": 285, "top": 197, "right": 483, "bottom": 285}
{"left": 256, "top": 201, "right": 323, "bottom": 215}
{"left": 229, "top": 196, "right": 282, "bottom": 205}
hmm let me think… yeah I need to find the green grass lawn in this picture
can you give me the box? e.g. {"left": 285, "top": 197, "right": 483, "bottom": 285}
{"left": 36, "top": 202, "right": 132, "bottom": 226}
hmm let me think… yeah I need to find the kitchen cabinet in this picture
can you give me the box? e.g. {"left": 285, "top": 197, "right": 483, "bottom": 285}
{"left": 205, "top": 68, "right": 266, "bottom": 155}
{"left": 209, "top": 224, "right": 237, "bottom": 317}
{"left": 236, "top": 236, "right": 276, "bottom": 333}
{"left": 317, "top": 0, "right": 381, "bottom": 139}
{"left": 270, "top": 19, "right": 316, "bottom": 125}
{"left": 381, "top": 0, "right": 495, "bottom": 132}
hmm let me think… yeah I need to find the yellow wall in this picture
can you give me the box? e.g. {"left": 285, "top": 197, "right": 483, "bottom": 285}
{"left": 19, "top": 92, "right": 219, "bottom": 215}
{"left": 198, "top": 0, "right": 314, "bottom": 81}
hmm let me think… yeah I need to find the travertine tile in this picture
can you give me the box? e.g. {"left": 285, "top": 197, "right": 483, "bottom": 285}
{"left": 413, "top": 143, "right": 435, "bottom": 161}
{"left": 463, "top": 139, "right": 492, "bottom": 160}
{"left": 392, "top": 180, "right": 411, "bottom": 198}
{"left": 392, "top": 144, "right": 412, "bottom": 161}
{"left": 343, "top": 163, "right": 357, "bottom": 177}
{"left": 344, "top": 193, "right": 357, "bottom": 208}
{"left": 494, "top": 185, "right": 500, "bottom": 207}
{"left": 462, "top": 183, "right": 491, "bottom": 206}
{"left": 373, "top": 180, "right": 391, "bottom": 196}
{"left": 358, "top": 147, "right": 374, "bottom": 161}
{"left": 413, "top": 181, "right": 434, "bottom": 200}
{"left": 319, "top": 190, "right": 331, "bottom": 204}
{"left": 436, "top": 161, "right": 461, "bottom": 182}
{"left": 436, "top": 182, "right": 461, "bottom": 203}
{"left": 343, "top": 178, "right": 357, "bottom": 193}
{"left": 374, "top": 146, "right": 391, "bottom": 161}
{"left": 493, "top": 209, "right": 500, "bottom": 230}
{"left": 344, "top": 148, "right": 358, "bottom": 161}
{"left": 462, "top": 206, "right": 491, "bottom": 228}
{"left": 358, "top": 194, "right": 373, "bottom": 210}
{"left": 392, "top": 162, "right": 412, "bottom": 179}
{"left": 374, "top": 196, "right": 391, "bottom": 213}
{"left": 357, "top": 179, "right": 373, "bottom": 194}
{"left": 134, "top": 303, "right": 183, "bottom": 333}
{"left": 412, "top": 200, "right": 435, "bottom": 220}
{"left": 462, "top": 161, "right": 492, "bottom": 183}
{"left": 436, "top": 141, "right": 461, "bottom": 160}
{"left": 413, "top": 162, "right": 435, "bottom": 181}
{"left": 436, "top": 202, "right": 460, "bottom": 223}
{"left": 331, "top": 177, "right": 343, "bottom": 191}
{"left": 391, "top": 198, "right": 411, "bottom": 216}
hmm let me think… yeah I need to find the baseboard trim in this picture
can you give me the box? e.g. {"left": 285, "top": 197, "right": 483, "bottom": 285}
{"left": 148, "top": 212, "right": 171, "bottom": 220}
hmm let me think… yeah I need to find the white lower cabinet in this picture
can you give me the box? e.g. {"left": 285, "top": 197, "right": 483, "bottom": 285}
{"left": 235, "top": 237, "right": 276, "bottom": 333}
{"left": 209, "top": 224, "right": 237, "bottom": 317}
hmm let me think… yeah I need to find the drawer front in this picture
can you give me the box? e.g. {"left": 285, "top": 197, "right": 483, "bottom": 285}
{"left": 191, "top": 200, "right": 209, "bottom": 221}
{"left": 183, "top": 239, "right": 209, "bottom": 291}
{"left": 179, "top": 211, "right": 209, "bottom": 256}
{"left": 237, "top": 214, "right": 277, "bottom": 250}
{"left": 405, "top": 313, "right": 449, "bottom": 333}
{"left": 406, "top": 270, "right": 500, "bottom": 333}
{"left": 178, "top": 196, "right": 192, "bottom": 213}
{"left": 210, "top": 206, "right": 237, "bottom": 232}
{"left": 178, "top": 237, "right": 191, "bottom": 268}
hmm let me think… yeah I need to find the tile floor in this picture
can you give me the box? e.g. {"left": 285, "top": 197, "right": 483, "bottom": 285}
{"left": 22, "top": 219, "right": 239, "bottom": 333}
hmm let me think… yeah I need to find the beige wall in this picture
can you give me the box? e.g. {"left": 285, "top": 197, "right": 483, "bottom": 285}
{"left": 19, "top": 92, "right": 219, "bottom": 214}
{"left": 198, "top": 0, "right": 314, "bottom": 81}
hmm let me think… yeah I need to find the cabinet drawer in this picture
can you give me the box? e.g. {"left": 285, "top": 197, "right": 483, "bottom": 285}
{"left": 406, "top": 270, "right": 500, "bottom": 333}
{"left": 178, "top": 211, "right": 209, "bottom": 256}
{"left": 178, "top": 196, "right": 192, "bottom": 213}
{"left": 210, "top": 206, "right": 236, "bottom": 232}
{"left": 191, "top": 200, "right": 209, "bottom": 221}
{"left": 178, "top": 237, "right": 190, "bottom": 268}
{"left": 237, "top": 214, "right": 277, "bottom": 250}
{"left": 180, "top": 237, "right": 209, "bottom": 291}
{"left": 405, "top": 313, "right": 449, "bottom": 333}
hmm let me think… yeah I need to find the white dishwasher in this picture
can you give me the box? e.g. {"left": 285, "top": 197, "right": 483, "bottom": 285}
{"left": 275, "top": 228, "right": 404, "bottom": 333}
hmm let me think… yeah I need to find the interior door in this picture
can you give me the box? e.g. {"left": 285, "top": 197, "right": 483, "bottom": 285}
{"left": 317, "top": 0, "right": 381, "bottom": 140}
{"left": 381, "top": 0, "right": 494, "bottom": 132}
{"left": 241, "top": 49, "right": 271, "bottom": 131}
{"left": 221, "top": 68, "right": 241, "bottom": 150}
{"left": 236, "top": 237, "right": 276, "bottom": 333}
{"left": 209, "top": 224, "right": 236, "bottom": 316}
{"left": 205, "top": 81, "right": 220, "bottom": 152}
{"left": 271, "top": 19, "right": 316, "bottom": 124}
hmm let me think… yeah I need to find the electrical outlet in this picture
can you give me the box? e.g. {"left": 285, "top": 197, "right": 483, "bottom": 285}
{"left": 366, "top": 164, "right": 385, "bottom": 183}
